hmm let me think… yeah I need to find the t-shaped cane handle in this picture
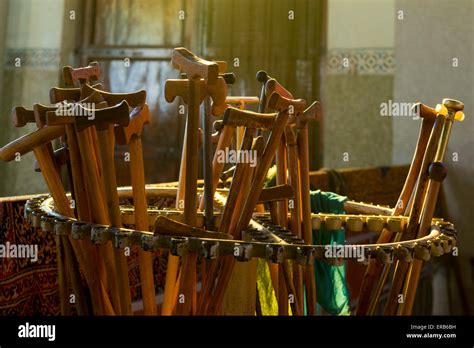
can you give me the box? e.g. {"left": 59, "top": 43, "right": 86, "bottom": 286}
{"left": 63, "top": 62, "right": 100, "bottom": 87}
{"left": 171, "top": 47, "right": 219, "bottom": 84}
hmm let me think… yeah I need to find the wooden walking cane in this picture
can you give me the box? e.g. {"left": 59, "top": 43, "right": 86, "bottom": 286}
{"left": 49, "top": 89, "right": 115, "bottom": 315}
{"left": 267, "top": 92, "right": 307, "bottom": 315}
{"left": 59, "top": 63, "right": 120, "bottom": 315}
{"left": 219, "top": 137, "right": 265, "bottom": 315}
{"left": 164, "top": 76, "right": 229, "bottom": 208}
{"left": 384, "top": 107, "right": 447, "bottom": 315}
{"left": 198, "top": 109, "right": 259, "bottom": 314}
{"left": 266, "top": 92, "right": 312, "bottom": 309}
{"left": 80, "top": 100, "right": 134, "bottom": 315}
{"left": 163, "top": 74, "right": 229, "bottom": 315}
{"left": 200, "top": 108, "right": 279, "bottom": 315}
{"left": 202, "top": 74, "right": 235, "bottom": 230}
{"left": 78, "top": 85, "right": 155, "bottom": 315}
{"left": 169, "top": 48, "right": 219, "bottom": 315}
{"left": 46, "top": 101, "right": 130, "bottom": 315}
{"left": 266, "top": 78, "right": 294, "bottom": 228}
{"left": 207, "top": 107, "right": 289, "bottom": 315}
{"left": 35, "top": 103, "right": 94, "bottom": 315}
{"left": 115, "top": 104, "right": 157, "bottom": 315}
{"left": 356, "top": 103, "right": 438, "bottom": 315}
{"left": 296, "top": 101, "right": 322, "bottom": 315}
{"left": 263, "top": 78, "right": 301, "bottom": 292}
{"left": 397, "top": 100, "right": 464, "bottom": 315}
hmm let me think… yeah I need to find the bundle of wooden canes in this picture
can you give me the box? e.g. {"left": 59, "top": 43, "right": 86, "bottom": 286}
{"left": 0, "top": 48, "right": 463, "bottom": 316}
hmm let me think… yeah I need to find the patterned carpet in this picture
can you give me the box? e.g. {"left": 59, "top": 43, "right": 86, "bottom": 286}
{"left": 0, "top": 195, "right": 174, "bottom": 315}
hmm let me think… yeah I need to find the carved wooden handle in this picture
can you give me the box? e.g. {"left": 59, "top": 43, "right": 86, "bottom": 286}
{"left": 265, "top": 78, "right": 294, "bottom": 100}
{"left": 171, "top": 47, "right": 219, "bottom": 84}
{"left": 267, "top": 92, "right": 307, "bottom": 115}
{"left": 49, "top": 83, "right": 104, "bottom": 103}
{"left": 114, "top": 104, "right": 151, "bottom": 145}
{"left": 12, "top": 106, "right": 35, "bottom": 127}
{"left": 297, "top": 101, "right": 322, "bottom": 127}
{"left": 63, "top": 62, "right": 100, "bottom": 86}
{"left": 223, "top": 107, "right": 277, "bottom": 129}
{"left": 81, "top": 83, "right": 146, "bottom": 108}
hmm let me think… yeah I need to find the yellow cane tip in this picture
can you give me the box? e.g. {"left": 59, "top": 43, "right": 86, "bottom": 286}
{"left": 454, "top": 111, "right": 465, "bottom": 122}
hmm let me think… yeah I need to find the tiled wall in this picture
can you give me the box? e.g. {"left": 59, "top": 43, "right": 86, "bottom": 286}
{"left": 322, "top": 0, "right": 396, "bottom": 169}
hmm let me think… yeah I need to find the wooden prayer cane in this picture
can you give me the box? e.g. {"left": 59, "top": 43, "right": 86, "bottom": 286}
{"left": 285, "top": 126, "right": 305, "bottom": 312}
{"left": 257, "top": 78, "right": 296, "bottom": 315}
{"left": 83, "top": 101, "right": 134, "bottom": 315}
{"left": 198, "top": 113, "right": 260, "bottom": 315}
{"left": 46, "top": 101, "right": 131, "bottom": 315}
{"left": 296, "top": 102, "right": 321, "bottom": 315}
{"left": 266, "top": 78, "right": 294, "bottom": 228}
{"left": 207, "top": 107, "right": 289, "bottom": 315}
{"left": 79, "top": 86, "right": 153, "bottom": 315}
{"left": 267, "top": 92, "right": 308, "bottom": 315}
{"left": 399, "top": 99, "right": 464, "bottom": 315}
{"left": 356, "top": 102, "right": 437, "bottom": 315}
{"left": 115, "top": 104, "right": 157, "bottom": 315}
{"left": 200, "top": 108, "right": 279, "bottom": 315}
{"left": 166, "top": 73, "right": 234, "bottom": 209}
{"left": 199, "top": 134, "right": 264, "bottom": 313}
{"left": 383, "top": 109, "right": 446, "bottom": 315}
{"left": 169, "top": 48, "right": 219, "bottom": 315}
{"left": 35, "top": 103, "right": 92, "bottom": 315}
{"left": 48, "top": 90, "right": 114, "bottom": 315}
{"left": 172, "top": 72, "right": 234, "bottom": 314}
{"left": 59, "top": 64, "right": 119, "bottom": 315}
{"left": 61, "top": 63, "right": 103, "bottom": 197}
{"left": 163, "top": 74, "right": 228, "bottom": 315}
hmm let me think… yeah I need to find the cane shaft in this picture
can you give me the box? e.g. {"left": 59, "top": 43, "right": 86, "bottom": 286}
{"left": 384, "top": 115, "right": 445, "bottom": 315}
{"left": 130, "top": 136, "right": 157, "bottom": 315}
{"left": 175, "top": 77, "right": 201, "bottom": 315}
{"left": 65, "top": 125, "right": 112, "bottom": 315}
{"left": 202, "top": 96, "right": 214, "bottom": 229}
{"left": 75, "top": 128, "right": 122, "bottom": 315}
{"left": 97, "top": 130, "right": 132, "bottom": 315}
{"left": 276, "top": 138, "right": 288, "bottom": 227}
{"left": 357, "top": 114, "right": 435, "bottom": 315}
{"left": 199, "top": 125, "right": 234, "bottom": 211}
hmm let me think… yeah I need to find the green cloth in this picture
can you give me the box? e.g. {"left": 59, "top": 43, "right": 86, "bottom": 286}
{"left": 311, "top": 190, "right": 350, "bottom": 315}
{"left": 257, "top": 167, "right": 350, "bottom": 315}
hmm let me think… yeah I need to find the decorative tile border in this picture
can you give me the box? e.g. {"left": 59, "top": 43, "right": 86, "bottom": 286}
{"left": 325, "top": 48, "right": 395, "bottom": 75}
{"left": 5, "top": 48, "right": 60, "bottom": 69}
